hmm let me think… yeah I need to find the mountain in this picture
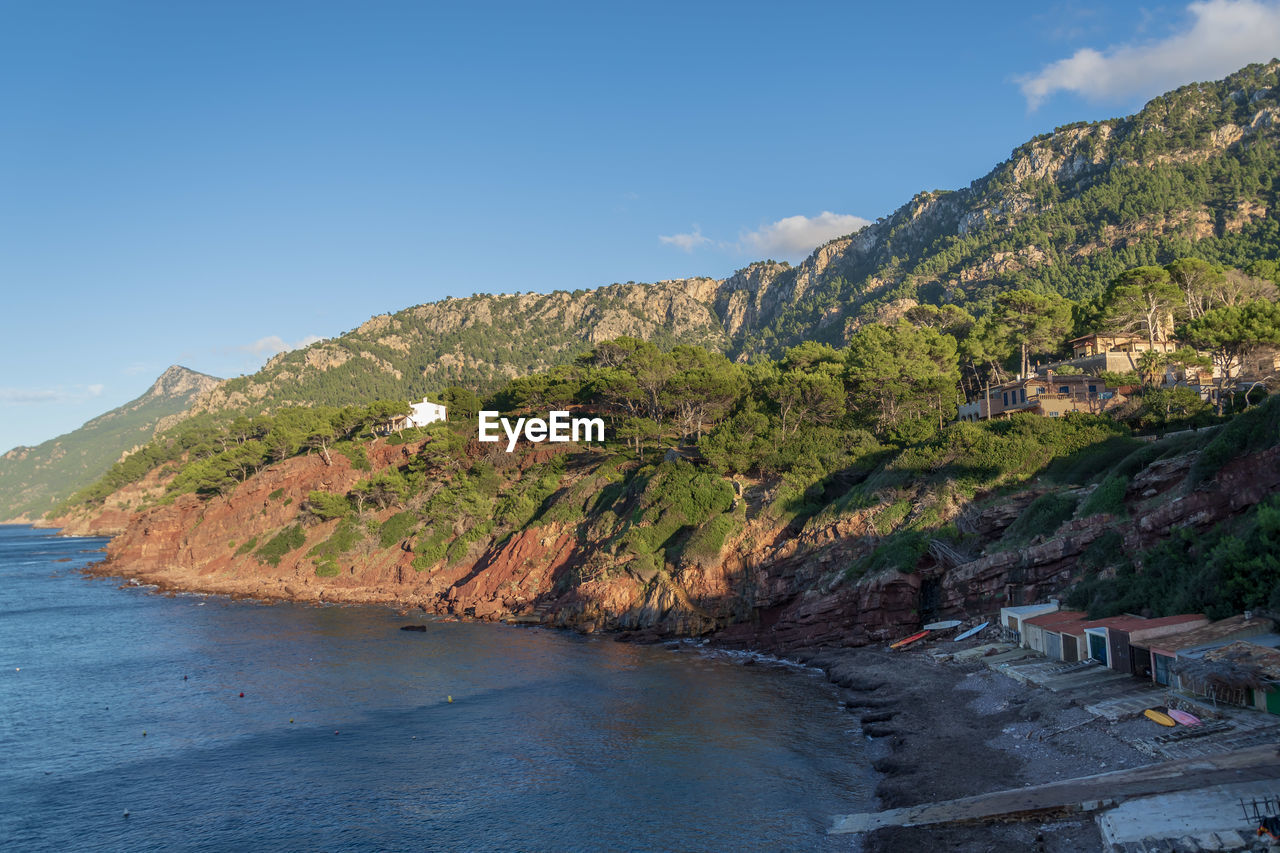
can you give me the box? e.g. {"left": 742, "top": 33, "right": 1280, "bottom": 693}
{"left": 186, "top": 61, "right": 1280, "bottom": 417}
{"left": 0, "top": 366, "right": 221, "bottom": 521}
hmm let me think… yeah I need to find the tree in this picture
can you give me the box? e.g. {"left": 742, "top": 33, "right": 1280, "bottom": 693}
{"left": 767, "top": 370, "right": 845, "bottom": 436}
{"left": 662, "top": 348, "right": 745, "bottom": 442}
{"left": 989, "top": 290, "right": 1074, "bottom": 377}
{"left": 1184, "top": 301, "right": 1280, "bottom": 414}
{"left": 1165, "top": 258, "right": 1224, "bottom": 322}
{"left": 904, "top": 303, "right": 976, "bottom": 339}
{"left": 844, "top": 322, "right": 961, "bottom": 443}
{"left": 440, "top": 386, "right": 481, "bottom": 420}
{"left": 1102, "top": 267, "right": 1182, "bottom": 345}
{"left": 1133, "top": 387, "right": 1211, "bottom": 431}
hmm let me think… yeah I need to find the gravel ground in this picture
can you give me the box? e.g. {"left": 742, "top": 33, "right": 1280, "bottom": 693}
{"left": 794, "top": 645, "right": 1154, "bottom": 852}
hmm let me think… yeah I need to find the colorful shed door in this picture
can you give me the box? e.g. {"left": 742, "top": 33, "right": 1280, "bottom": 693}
{"left": 1088, "top": 632, "right": 1108, "bottom": 666}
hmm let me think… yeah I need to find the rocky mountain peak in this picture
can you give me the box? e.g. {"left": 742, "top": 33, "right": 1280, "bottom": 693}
{"left": 146, "top": 365, "right": 222, "bottom": 400}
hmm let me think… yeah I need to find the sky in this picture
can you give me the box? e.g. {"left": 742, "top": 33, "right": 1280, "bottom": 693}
{"left": 2, "top": 0, "right": 1279, "bottom": 452}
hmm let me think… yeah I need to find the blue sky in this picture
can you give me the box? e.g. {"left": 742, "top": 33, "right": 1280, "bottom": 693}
{"left": 2, "top": 0, "right": 1279, "bottom": 451}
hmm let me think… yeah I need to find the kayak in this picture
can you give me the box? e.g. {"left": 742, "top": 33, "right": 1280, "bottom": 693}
{"left": 953, "top": 621, "right": 990, "bottom": 642}
{"left": 923, "top": 619, "right": 962, "bottom": 631}
{"left": 1144, "top": 709, "right": 1176, "bottom": 727}
{"left": 889, "top": 630, "right": 930, "bottom": 650}
{"left": 1168, "top": 709, "right": 1201, "bottom": 726}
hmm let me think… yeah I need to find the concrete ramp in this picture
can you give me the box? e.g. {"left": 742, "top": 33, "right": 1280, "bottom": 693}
{"left": 830, "top": 744, "right": 1280, "bottom": 835}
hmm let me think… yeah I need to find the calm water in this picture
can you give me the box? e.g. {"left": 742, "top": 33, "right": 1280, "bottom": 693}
{"left": 0, "top": 525, "right": 871, "bottom": 851}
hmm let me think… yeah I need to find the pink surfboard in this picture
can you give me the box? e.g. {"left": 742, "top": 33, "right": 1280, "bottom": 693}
{"left": 1167, "top": 709, "right": 1201, "bottom": 726}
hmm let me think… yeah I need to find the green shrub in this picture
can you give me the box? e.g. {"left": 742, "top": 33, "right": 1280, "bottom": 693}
{"left": 308, "top": 518, "right": 365, "bottom": 575}
{"left": 682, "top": 513, "right": 738, "bottom": 561}
{"left": 235, "top": 537, "right": 257, "bottom": 556}
{"left": 853, "top": 530, "right": 929, "bottom": 578}
{"left": 411, "top": 528, "right": 449, "bottom": 570}
{"left": 1068, "top": 495, "right": 1280, "bottom": 619}
{"left": 336, "top": 442, "right": 371, "bottom": 471}
{"left": 268, "top": 488, "right": 285, "bottom": 501}
{"left": 305, "top": 490, "right": 351, "bottom": 521}
{"left": 256, "top": 525, "right": 306, "bottom": 567}
{"left": 1189, "top": 394, "right": 1280, "bottom": 484}
{"left": 1080, "top": 475, "right": 1128, "bottom": 517}
{"left": 1003, "top": 492, "right": 1081, "bottom": 544}
{"left": 873, "top": 499, "right": 912, "bottom": 535}
{"left": 379, "top": 511, "right": 418, "bottom": 548}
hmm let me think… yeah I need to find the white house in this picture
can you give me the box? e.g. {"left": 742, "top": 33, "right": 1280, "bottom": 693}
{"left": 378, "top": 397, "right": 447, "bottom": 434}
{"left": 407, "top": 398, "right": 447, "bottom": 428}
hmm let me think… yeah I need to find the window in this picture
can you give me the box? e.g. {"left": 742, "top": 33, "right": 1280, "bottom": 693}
{"left": 1019, "top": 389, "right": 1027, "bottom": 403}
{"left": 1059, "top": 385, "right": 1069, "bottom": 394}
{"left": 1049, "top": 411, "right": 1060, "bottom": 417}
{"left": 1088, "top": 384, "right": 1097, "bottom": 393}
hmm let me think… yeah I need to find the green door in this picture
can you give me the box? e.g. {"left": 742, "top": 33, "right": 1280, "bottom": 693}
{"left": 1267, "top": 688, "right": 1280, "bottom": 716}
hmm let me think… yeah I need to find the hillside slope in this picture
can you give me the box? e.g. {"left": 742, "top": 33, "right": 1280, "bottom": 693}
{"left": 0, "top": 366, "right": 220, "bottom": 521}
{"left": 82, "top": 397, "right": 1280, "bottom": 648}
{"left": 185, "top": 62, "right": 1280, "bottom": 416}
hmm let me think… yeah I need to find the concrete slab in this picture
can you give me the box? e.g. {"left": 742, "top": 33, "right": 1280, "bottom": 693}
{"left": 952, "top": 642, "right": 1013, "bottom": 662}
{"left": 1085, "top": 694, "right": 1165, "bottom": 722}
{"left": 1096, "top": 781, "right": 1277, "bottom": 848}
{"left": 830, "top": 744, "right": 1280, "bottom": 836}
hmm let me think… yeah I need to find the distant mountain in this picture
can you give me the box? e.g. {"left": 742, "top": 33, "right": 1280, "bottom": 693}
{"left": 187, "top": 61, "right": 1280, "bottom": 418}
{"left": 0, "top": 366, "right": 221, "bottom": 521}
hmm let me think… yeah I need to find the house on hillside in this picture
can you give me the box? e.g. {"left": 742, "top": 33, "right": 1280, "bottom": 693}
{"left": 957, "top": 372, "right": 1126, "bottom": 421}
{"left": 377, "top": 397, "right": 447, "bottom": 434}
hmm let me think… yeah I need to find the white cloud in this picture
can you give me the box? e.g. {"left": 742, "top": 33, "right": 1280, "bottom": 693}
{"left": 242, "top": 334, "right": 324, "bottom": 358}
{"left": 658, "top": 227, "right": 712, "bottom": 252}
{"left": 0, "top": 388, "right": 65, "bottom": 404}
{"left": 736, "top": 211, "right": 871, "bottom": 257}
{"left": 0, "top": 383, "right": 105, "bottom": 404}
{"left": 1019, "top": 0, "right": 1280, "bottom": 109}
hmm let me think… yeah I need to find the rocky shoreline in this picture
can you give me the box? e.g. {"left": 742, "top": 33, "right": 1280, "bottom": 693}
{"left": 795, "top": 645, "right": 1150, "bottom": 851}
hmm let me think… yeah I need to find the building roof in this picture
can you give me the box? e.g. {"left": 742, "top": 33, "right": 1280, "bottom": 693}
{"left": 1148, "top": 615, "right": 1276, "bottom": 655}
{"left": 1068, "top": 332, "right": 1144, "bottom": 344}
{"left": 1086, "top": 614, "right": 1206, "bottom": 634}
{"left": 1204, "top": 641, "right": 1280, "bottom": 681}
{"left": 1024, "top": 610, "right": 1090, "bottom": 632}
{"left": 1001, "top": 602, "right": 1060, "bottom": 618}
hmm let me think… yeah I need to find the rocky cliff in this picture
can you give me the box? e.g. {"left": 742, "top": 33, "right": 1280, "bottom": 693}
{"left": 85, "top": 413, "right": 1280, "bottom": 651}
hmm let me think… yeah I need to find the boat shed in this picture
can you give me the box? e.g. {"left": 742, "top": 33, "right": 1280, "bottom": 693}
{"left": 1143, "top": 614, "right": 1276, "bottom": 686}
{"left": 1172, "top": 638, "right": 1280, "bottom": 714}
{"left": 1078, "top": 614, "right": 1208, "bottom": 674}
{"left": 1022, "top": 610, "right": 1089, "bottom": 661}
{"left": 999, "top": 601, "right": 1060, "bottom": 647}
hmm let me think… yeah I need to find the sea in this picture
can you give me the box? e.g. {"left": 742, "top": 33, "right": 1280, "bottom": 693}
{"left": 0, "top": 524, "right": 873, "bottom": 852}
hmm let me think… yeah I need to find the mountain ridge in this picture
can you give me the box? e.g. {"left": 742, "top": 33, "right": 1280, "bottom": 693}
{"left": 0, "top": 365, "right": 221, "bottom": 521}
{"left": 183, "top": 61, "right": 1280, "bottom": 418}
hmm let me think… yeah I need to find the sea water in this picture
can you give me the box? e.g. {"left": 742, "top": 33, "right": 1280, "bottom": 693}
{"left": 0, "top": 525, "right": 872, "bottom": 851}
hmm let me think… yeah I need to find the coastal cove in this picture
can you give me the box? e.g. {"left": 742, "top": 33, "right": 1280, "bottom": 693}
{"left": 1, "top": 525, "right": 875, "bottom": 851}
